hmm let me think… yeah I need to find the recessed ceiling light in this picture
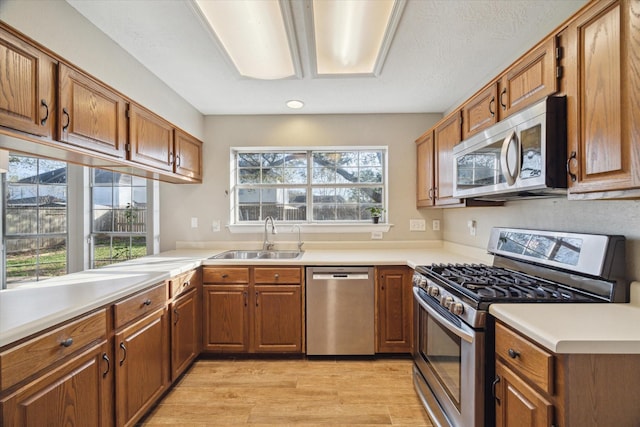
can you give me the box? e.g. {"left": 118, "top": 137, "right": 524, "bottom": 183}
{"left": 286, "top": 100, "right": 305, "bottom": 109}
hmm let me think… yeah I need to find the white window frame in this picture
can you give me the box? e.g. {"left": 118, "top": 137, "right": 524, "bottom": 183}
{"left": 228, "top": 146, "right": 391, "bottom": 234}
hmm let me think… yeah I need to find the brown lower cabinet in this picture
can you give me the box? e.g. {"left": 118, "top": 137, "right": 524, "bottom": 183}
{"left": 494, "top": 320, "right": 640, "bottom": 427}
{"left": 377, "top": 266, "right": 413, "bottom": 353}
{"left": 202, "top": 266, "right": 303, "bottom": 353}
{"left": 0, "top": 341, "right": 113, "bottom": 427}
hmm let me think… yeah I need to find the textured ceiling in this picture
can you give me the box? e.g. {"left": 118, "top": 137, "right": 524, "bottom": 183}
{"left": 65, "top": 0, "right": 588, "bottom": 115}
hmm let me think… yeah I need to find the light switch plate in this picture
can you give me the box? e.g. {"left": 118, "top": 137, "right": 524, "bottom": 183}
{"left": 190, "top": 217, "right": 198, "bottom": 228}
{"left": 212, "top": 220, "right": 221, "bottom": 232}
{"left": 432, "top": 220, "right": 440, "bottom": 231}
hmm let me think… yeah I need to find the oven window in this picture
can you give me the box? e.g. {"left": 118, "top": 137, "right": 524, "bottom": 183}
{"left": 419, "top": 307, "right": 462, "bottom": 409}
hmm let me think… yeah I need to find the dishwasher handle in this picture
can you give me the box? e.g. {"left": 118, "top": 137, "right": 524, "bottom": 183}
{"left": 312, "top": 273, "right": 370, "bottom": 280}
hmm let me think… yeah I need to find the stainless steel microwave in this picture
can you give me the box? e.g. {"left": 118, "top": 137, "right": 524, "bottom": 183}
{"left": 452, "top": 96, "right": 567, "bottom": 200}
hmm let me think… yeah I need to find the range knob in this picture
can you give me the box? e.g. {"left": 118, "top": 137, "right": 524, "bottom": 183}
{"left": 442, "top": 296, "right": 454, "bottom": 309}
{"left": 450, "top": 302, "right": 465, "bottom": 316}
{"left": 427, "top": 286, "right": 440, "bottom": 297}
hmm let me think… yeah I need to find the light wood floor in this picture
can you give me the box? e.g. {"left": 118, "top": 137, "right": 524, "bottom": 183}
{"left": 140, "top": 357, "right": 434, "bottom": 426}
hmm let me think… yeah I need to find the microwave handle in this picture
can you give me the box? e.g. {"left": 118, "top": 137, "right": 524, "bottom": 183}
{"left": 500, "top": 130, "right": 520, "bottom": 186}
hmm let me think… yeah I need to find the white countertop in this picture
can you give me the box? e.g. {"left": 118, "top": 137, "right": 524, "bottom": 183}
{"left": 489, "top": 281, "right": 640, "bottom": 354}
{"left": 0, "top": 244, "right": 488, "bottom": 348}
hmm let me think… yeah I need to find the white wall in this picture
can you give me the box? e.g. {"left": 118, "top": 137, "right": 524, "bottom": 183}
{"left": 159, "top": 113, "right": 443, "bottom": 250}
{"left": 442, "top": 199, "right": 640, "bottom": 281}
{"left": 0, "top": 0, "right": 203, "bottom": 139}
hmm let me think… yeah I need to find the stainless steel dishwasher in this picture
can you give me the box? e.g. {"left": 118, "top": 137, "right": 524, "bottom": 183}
{"left": 305, "top": 266, "right": 375, "bottom": 355}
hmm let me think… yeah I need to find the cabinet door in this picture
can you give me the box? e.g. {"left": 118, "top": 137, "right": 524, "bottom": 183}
{"left": 128, "top": 103, "right": 174, "bottom": 172}
{"left": 170, "top": 289, "right": 200, "bottom": 381}
{"left": 462, "top": 84, "right": 498, "bottom": 139}
{"left": 0, "top": 26, "right": 55, "bottom": 138}
{"left": 377, "top": 266, "right": 412, "bottom": 353}
{"left": 1, "top": 341, "right": 113, "bottom": 427}
{"left": 434, "top": 112, "right": 464, "bottom": 206}
{"left": 253, "top": 285, "right": 302, "bottom": 353}
{"left": 495, "top": 361, "right": 553, "bottom": 427}
{"left": 58, "top": 64, "right": 127, "bottom": 158}
{"left": 115, "top": 308, "right": 169, "bottom": 427}
{"left": 415, "top": 131, "right": 435, "bottom": 207}
{"left": 202, "top": 284, "right": 250, "bottom": 352}
{"left": 174, "top": 129, "right": 203, "bottom": 181}
{"left": 565, "top": 0, "right": 640, "bottom": 196}
{"left": 498, "top": 36, "right": 558, "bottom": 118}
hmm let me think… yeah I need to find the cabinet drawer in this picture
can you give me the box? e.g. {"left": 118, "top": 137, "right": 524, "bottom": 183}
{"left": 114, "top": 282, "right": 167, "bottom": 329}
{"left": 0, "top": 309, "right": 107, "bottom": 390}
{"left": 169, "top": 269, "right": 201, "bottom": 298}
{"left": 254, "top": 267, "right": 301, "bottom": 284}
{"left": 203, "top": 267, "right": 249, "bottom": 284}
{"left": 495, "top": 322, "right": 554, "bottom": 394}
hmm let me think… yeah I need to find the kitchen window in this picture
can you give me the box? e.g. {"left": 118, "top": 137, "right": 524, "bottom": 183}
{"left": 3, "top": 155, "right": 68, "bottom": 288}
{"left": 232, "top": 148, "right": 387, "bottom": 225}
{"left": 90, "top": 170, "right": 148, "bottom": 268}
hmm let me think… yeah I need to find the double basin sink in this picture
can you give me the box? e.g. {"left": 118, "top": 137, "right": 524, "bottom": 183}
{"left": 210, "top": 250, "right": 303, "bottom": 260}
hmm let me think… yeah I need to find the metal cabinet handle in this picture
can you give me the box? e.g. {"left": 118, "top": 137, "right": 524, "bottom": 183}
{"left": 176, "top": 154, "right": 181, "bottom": 167}
{"left": 255, "top": 291, "right": 259, "bottom": 307}
{"left": 143, "top": 299, "right": 152, "bottom": 306}
{"left": 173, "top": 308, "right": 180, "bottom": 325}
{"left": 169, "top": 152, "right": 174, "bottom": 165}
{"left": 492, "top": 375, "right": 501, "bottom": 404}
{"left": 102, "top": 353, "right": 110, "bottom": 378}
{"left": 62, "top": 108, "right": 70, "bottom": 131}
{"left": 500, "top": 88, "right": 507, "bottom": 110}
{"left": 183, "top": 280, "right": 190, "bottom": 288}
{"left": 222, "top": 274, "right": 229, "bottom": 279}
{"left": 243, "top": 291, "right": 248, "bottom": 307}
{"left": 428, "top": 188, "right": 434, "bottom": 200}
{"left": 40, "top": 99, "right": 49, "bottom": 125}
{"left": 567, "top": 151, "right": 578, "bottom": 182}
{"left": 508, "top": 348, "right": 520, "bottom": 359}
{"left": 60, "top": 338, "right": 73, "bottom": 347}
{"left": 119, "top": 342, "right": 127, "bottom": 366}
{"left": 489, "top": 96, "right": 495, "bottom": 117}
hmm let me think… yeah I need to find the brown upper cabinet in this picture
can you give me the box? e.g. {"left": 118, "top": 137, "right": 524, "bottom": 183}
{"left": 564, "top": 0, "right": 640, "bottom": 198}
{"left": 0, "top": 26, "right": 56, "bottom": 139}
{"left": 128, "top": 103, "right": 174, "bottom": 172}
{"left": 58, "top": 63, "right": 127, "bottom": 158}
{"left": 415, "top": 130, "right": 435, "bottom": 207}
{"left": 462, "top": 36, "right": 560, "bottom": 140}
{"left": 0, "top": 22, "right": 203, "bottom": 184}
{"left": 174, "top": 128, "right": 203, "bottom": 181}
{"left": 433, "top": 112, "right": 465, "bottom": 207}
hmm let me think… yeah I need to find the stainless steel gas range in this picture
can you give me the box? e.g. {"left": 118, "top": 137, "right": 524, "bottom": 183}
{"left": 412, "top": 227, "right": 627, "bottom": 427}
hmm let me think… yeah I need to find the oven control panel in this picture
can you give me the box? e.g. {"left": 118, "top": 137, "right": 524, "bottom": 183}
{"left": 412, "top": 271, "right": 485, "bottom": 328}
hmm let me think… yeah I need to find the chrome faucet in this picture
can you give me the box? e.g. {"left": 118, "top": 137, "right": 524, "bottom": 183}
{"left": 263, "top": 216, "right": 277, "bottom": 250}
{"left": 292, "top": 224, "right": 304, "bottom": 251}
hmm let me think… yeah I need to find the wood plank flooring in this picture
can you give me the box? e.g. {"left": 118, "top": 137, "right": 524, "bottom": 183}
{"left": 140, "top": 357, "right": 433, "bottom": 426}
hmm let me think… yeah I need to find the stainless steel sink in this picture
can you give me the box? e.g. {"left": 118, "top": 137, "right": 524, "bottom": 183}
{"left": 209, "top": 250, "right": 303, "bottom": 260}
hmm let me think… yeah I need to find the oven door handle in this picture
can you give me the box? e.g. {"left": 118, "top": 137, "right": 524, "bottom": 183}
{"left": 413, "top": 287, "right": 475, "bottom": 343}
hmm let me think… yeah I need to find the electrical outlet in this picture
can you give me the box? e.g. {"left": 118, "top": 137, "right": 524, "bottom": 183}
{"left": 371, "top": 231, "right": 383, "bottom": 240}
{"left": 190, "top": 217, "right": 198, "bottom": 228}
{"left": 467, "top": 220, "right": 477, "bottom": 236}
{"left": 212, "top": 220, "right": 221, "bottom": 232}
{"left": 409, "top": 219, "right": 426, "bottom": 231}
{"left": 432, "top": 220, "right": 440, "bottom": 231}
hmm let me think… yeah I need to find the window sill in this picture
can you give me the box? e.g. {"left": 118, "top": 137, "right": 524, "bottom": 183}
{"left": 227, "top": 223, "right": 392, "bottom": 234}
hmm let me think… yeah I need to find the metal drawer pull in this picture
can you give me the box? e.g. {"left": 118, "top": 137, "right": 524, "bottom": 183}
{"left": 62, "top": 108, "right": 70, "bottom": 131}
{"left": 102, "top": 353, "right": 110, "bottom": 378}
{"left": 40, "top": 99, "right": 49, "bottom": 125}
{"left": 119, "top": 342, "right": 127, "bottom": 366}
{"left": 143, "top": 299, "right": 152, "bottom": 306}
{"left": 492, "top": 375, "right": 501, "bottom": 404}
{"left": 174, "top": 308, "right": 180, "bottom": 325}
{"left": 508, "top": 348, "right": 520, "bottom": 359}
{"left": 222, "top": 274, "right": 229, "bottom": 279}
{"left": 60, "top": 338, "right": 74, "bottom": 347}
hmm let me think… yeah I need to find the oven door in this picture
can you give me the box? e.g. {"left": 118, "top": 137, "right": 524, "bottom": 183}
{"left": 412, "top": 287, "right": 486, "bottom": 427}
